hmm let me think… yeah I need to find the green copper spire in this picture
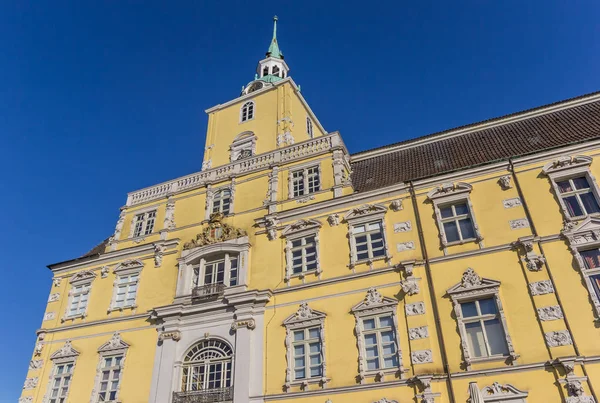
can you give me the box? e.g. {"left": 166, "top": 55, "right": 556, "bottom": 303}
{"left": 266, "top": 16, "right": 283, "bottom": 59}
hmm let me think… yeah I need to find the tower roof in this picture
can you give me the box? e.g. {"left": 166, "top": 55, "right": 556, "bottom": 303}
{"left": 266, "top": 16, "right": 283, "bottom": 59}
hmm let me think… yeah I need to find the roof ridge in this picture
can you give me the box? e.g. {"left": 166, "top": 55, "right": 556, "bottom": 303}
{"left": 351, "top": 90, "right": 600, "bottom": 160}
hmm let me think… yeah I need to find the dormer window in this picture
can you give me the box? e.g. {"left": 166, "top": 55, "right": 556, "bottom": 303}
{"left": 240, "top": 101, "right": 255, "bottom": 123}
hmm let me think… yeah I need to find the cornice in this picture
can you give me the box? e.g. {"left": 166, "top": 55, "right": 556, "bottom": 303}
{"left": 352, "top": 92, "right": 600, "bottom": 162}
{"left": 37, "top": 313, "right": 149, "bottom": 335}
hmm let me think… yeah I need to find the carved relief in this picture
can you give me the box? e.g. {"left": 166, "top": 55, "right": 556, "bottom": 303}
{"left": 396, "top": 241, "right": 415, "bottom": 252}
{"left": 154, "top": 244, "right": 165, "bottom": 267}
{"left": 390, "top": 199, "right": 403, "bottom": 211}
{"left": 48, "top": 293, "right": 60, "bottom": 303}
{"left": 277, "top": 132, "right": 295, "bottom": 147}
{"left": 498, "top": 175, "right": 512, "bottom": 190}
{"left": 327, "top": 214, "right": 340, "bottom": 226}
{"left": 400, "top": 278, "right": 420, "bottom": 295}
{"left": 158, "top": 330, "right": 181, "bottom": 342}
{"left": 29, "top": 360, "right": 43, "bottom": 370}
{"left": 509, "top": 218, "right": 530, "bottom": 230}
{"left": 43, "top": 312, "right": 56, "bottom": 321}
{"left": 411, "top": 350, "right": 433, "bottom": 364}
{"left": 394, "top": 221, "right": 412, "bottom": 232}
{"left": 100, "top": 266, "right": 110, "bottom": 278}
{"left": 524, "top": 254, "right": 546, "bottom": 271}
{"left": 231, "top": 319, "right": 256, "bottom": 331}
{"left": 409, "top": 326, "right": 429, "bottom": 340}
{"left": 480, "top": 382, "right": 529, "bottom": 399}
{"left": 183, "top": 213, "right": 247, "bottom": 249}
{"left": 164, "top": 200, "right": 176, "bottom": 230}
{"left": 23, "top": 377, "right": 38, "bottom": 390}
{"left": 201, "top": 159, "right": 212, "bottom": 170}
{"left": 296, "top": 195, "right": 315, "bottom": 203}
{"left": 529, "top": 280, "right": 554, "bottom": 296}
{"left": 406, "top": 302, "right": 426, "bottom": 316}
{"left": 52, "top": 278, "right": 61, "bottom": 287}
{"left": 18, "top": 397, "right": 33, "bottom": 403}
{"left": 363, "top": 288, "right": 384, "bottom": 306}
{"left": 545, "top": 330, "right": 573, "bottom": 347}
{"left": 265, "top": 217, "right": 279, "bottom": 241}
{"left": 538, "top": 305, "right": 564, "bottom": 321}
{"left": 113, "top": 211, "right": 126, "bottom": 240}
{"left": 503, "top": 197, "right": 522, "bottom": 209}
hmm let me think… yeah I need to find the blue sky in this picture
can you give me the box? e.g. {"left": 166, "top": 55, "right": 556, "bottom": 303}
{"left": 1, "top": 1, "right": 599, "bottom": 400}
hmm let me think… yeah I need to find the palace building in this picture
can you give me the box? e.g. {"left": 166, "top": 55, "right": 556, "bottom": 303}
{"left": 20, "top": 16, "right": 600, "bottom": 403}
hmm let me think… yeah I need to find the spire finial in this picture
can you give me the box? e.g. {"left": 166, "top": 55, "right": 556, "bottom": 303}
{"left": 266, "top": 16, "right": 283, "bottom": 59}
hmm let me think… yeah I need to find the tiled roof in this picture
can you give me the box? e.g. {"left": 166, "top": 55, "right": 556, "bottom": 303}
{"left": 351, "top": 93, "right": 600, "bottom": 192}
{"left": 80, "top": 238, "right": 109, "bottom": 258}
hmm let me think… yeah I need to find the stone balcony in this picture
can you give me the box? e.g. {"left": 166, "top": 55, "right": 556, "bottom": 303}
{"left": 172, "top": 387, "right": 233, "bottom": 403}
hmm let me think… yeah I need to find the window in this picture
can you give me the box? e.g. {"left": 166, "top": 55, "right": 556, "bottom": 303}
{"left": 240, "top": 101, "right": 255, "bottom": 122}
{"left": 132, "top": 210, "right": 156, "bottom": 238}
{"left": 49, "top": 362, "right": 74, "bottom": 403}
{"left": 361, "top": 315, "right": 399, "bottom": 370}
{"left": 283, "top": 303, "right": 328, "bottom": 389}
{"left": 439, "top": 202, "right": 476, "bottom": 243}
{"left": 93, "top": 333, "right": 129, "bottom": 403}
{"left": 353, "top": 221, "right": 386, "bottom": 261}
{"left": 180, "top": 340, "right": 233, "bottom": 393}
{"left": 291, "top": 166, "right": 320, "bottom": 198}
{"left": 290, "top": 236, "right": 318, "bottom": 275}
{"left": 114, "top": 273, "right": 139, "bottom": 308}
{"left": 292, "top": 327, "right": 322, "bottom": 380}
{"left": 262, "top": 66, "right": 269, "bottom": 77}
{"left": 565, "top": 228, "right": 600, "bottom": 320}
{"left": 556, "top": 176, "right": 600, "bottom": 218}
{"left": 97, "top": 355, "right": 123, "bottom": 402}
{"left": 68, "top": 283, "right": 90, "bottom": 317}
{"left": 272, "top": 65, "right": 280, "bottom": 77}
{"left": 427, "top": 182, "right": 483, "bottom": 251}
{"left": 192, "top": 253, "right": 239, "bottom": 288}
{"left": 351, "top": 288, "right": 402, "bottom": 381}
{"left": 212, "top": 189, "right": 232, "bottom": 215}
{"left": 447, "top": 268, "right": 517, "bottom": 369}
{"left": 460, "top": 298, "right": 509, "bottom": 358}
{"left": 229, "top": 131, "right": 256, "bottom": 162}
{"left": 306, "top": 117, "right": 313, "bottom": 138}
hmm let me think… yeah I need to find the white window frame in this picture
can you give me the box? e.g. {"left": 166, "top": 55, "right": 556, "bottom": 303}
{"left": 563, "top": 216, "right": 600, "bottom": 321}
{"left": 45, "top": 341, "right": 80, "bottom": 403}
{"left": 63, "top": 270, "right": 96, "bottom": 321}
{"left": 427, "top": 182, "right": 484, "bottom": 253}
{"left": 205, "top": 184, "right": 236, "bottom": 220}
{"left": 239, "top": 100, "right": 255, "bottom": 123}
{"left": 229, "top": 131, "right": 257, "bottom": 162}
{"left": 177, "top": 236, "right": 251, "bottom": 297}
{"left": 344, "top": 204, "right": 392, "bottom": 268}
{"left": 179, "top": 339, "right": 234, "bottom": 394}
{"left": 191, "top": 252, "right": 240, "bottom": 289}
{"left": 283, "top": 303, "right": 328, "bottom": 390}
{"left": 542, "top": 155, "right": 600, "bottom": 222}
{"left": 212, "top": 189, "right": 232, "bottom": 216}
{"left": 288, "top": 164, "right": 321, "bottom": 199}
{"left": 306, "top": 117, "right": 313, "bottom": 138}
{"left": 282, "top": 219, "right": 322, "bottom": 283}
{"left": 351, "top": 288, "right": 403, "bottom": 383}
{"left": 91, "top": 333, "right": 129, "bottom": 403}
{"left": 108, "top": 260, "right": 144, "bottom": 313}
{"left": 129, "top": 208, "right": 157, "bottom": 238}
{"left": 447, "top": 268, "right": 518, "bottom": 370}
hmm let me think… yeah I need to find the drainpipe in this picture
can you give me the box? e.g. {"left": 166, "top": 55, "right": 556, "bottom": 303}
{"left": 409, "top": 182, "right": 457, "bottom": 403}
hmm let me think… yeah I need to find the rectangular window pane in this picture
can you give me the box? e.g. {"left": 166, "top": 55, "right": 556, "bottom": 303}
{"left": 465, "top": 322, "right": 486, "bottom": 358}
{"left": 573, "top": 177, "right": 591, "bottom": 190}
{"left": 563, "top": 195, "right": 584, "bottom": 217}
{"left": 461, "top": 301, "right": 478, "bottom": 317}
{"left": 557, "top": 180, "right": 573, "bottom": 193}
{"left": 444, "top": 221, "right": 460, "bottom": 242}
{"left": 581, "top": 249, "right": 600, "bottom": 269}
{"left": 363, "top": 319, "right": 376, "bottom": 330}
{"left": 484, "top": 318, "right": 509, "bottom": 355}
{"left": 458, "top": 218, "right": 475, "bottom": 239}
{"left": 454, "top": 203, "right": 469, "bottom": 215}
{"left": 580, "top": 192, "right": 600, "bottom": 214}
{"left": 590, "top": 274, "right": 600, "bottom": 300}
{"left": 379, "top": 316, "right": 393, "bottom": 327}
{"left": 440, "top": 206, "right": 453, "bottom": 218}
{"left": 364, "top": 334, "right": 378, "bottom": 346}
{"left": 478, "top": 298, "right": 497, "bottom": 315}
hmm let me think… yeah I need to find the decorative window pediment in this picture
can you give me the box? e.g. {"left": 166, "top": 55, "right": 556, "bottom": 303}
{"left": 183, "top": 214, "right": 247, "bottom": 250}
{"left": 446, "top": 268, "right": 501, "bottom": 297}
{"left": 283, "top": 302, "right": 326, "bottom": 328}
{"left": 351, "top": 287, "right": 398, "bottom": 315}
{"left": 282, "top": 220, "right": 322, "bottom": 283}
{"left": 98, "top": 332, "right": 130, "bottom": 354}
{"left": 472, "top": 381, "right": 528, "bottom": 402}
{"left": 344, "top": 204, "right": 387, "bottom": 221}
{"left": 50, "top": 341, "right": 80, "bottom": 361}
{"left": 69, "top": 270, "right": 96, "bottom": 285}
{"left": 230, "top": 131, "right": 257, "bottom": 162}
{"left": 427, "top": 182, "right": 473, "bottom": 200}
{"left": 542, "top": 155, "right": 592, "bottom": 175}
{"left": 114, "top": 259, "right": 144, "bottom": 274}
{"left": 282, "top": 219, "right": 322, "bottom": 236}
{"left": 563, "top": 216, "right": 600, "bottom": 247}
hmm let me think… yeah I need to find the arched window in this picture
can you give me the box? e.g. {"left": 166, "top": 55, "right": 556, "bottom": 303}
{"left": 272, "top": 65, "right": 280, "bottom": 77}
{"left": 262, "top": 66, "right": 269, "bottom": 77}
{"left": 212, "top": 189, "right": 231, "bottom": 215}
{"left": 240, "top": 101, "right": 254, "bottom": 122}
{"left": 181, "top": 339, "right": 233, "bottom": 393}
{"left": 306, "top": 117, "right": 313, "bottom": 138}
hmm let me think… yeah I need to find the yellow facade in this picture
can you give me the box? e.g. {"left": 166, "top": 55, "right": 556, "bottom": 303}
{"left": 20, "top": 19, "right": 600, "bottom": 403}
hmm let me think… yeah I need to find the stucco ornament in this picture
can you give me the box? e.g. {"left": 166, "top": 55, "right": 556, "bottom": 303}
{"left": 363, "top": 288, "right": 384, "bottom": 305}
{"left": 537, "top": 305, "right": 564, "bottom": 321}
{"left": 327, "top": 213, "right": 340, "bottom": 226}
{"left": 276, "top": 131, "right": 295, "bottom": 147}
{"left": 164, "top": 200, "right": 176, "bottom": 230}
{"left": 373, "top": 399, "right": 399, "bottom": 403}
{"left": 18, "top": 397, "right": 33, "bottom": 403}
{"left": 524, "top": 254, "right": 546, "bottom": 271}
{"left": 390, "top": 199, "right": 403, "bottom": 211}
{"left": 406, "top": 302, "right": 426, "bottom": 316}
{"left": 34, "top": 342, "right": 43, "bottom": 356}
{"left": 265, "top": 217, "right": 279, "bottom": 240}
{"left": 461, "top": 268, "right": 482, "bottom": 288}
{"left": 545, "top": 330, "right": 573, "bottom": 347}
{"left": 293, "top": 302, "right": 315, "bottom": 320}
{"left": 99, "top": 266, "right": 110, "bottom": 278}
{"left": 52, "top": 277, "right": 61, "bottom": 287}
{"left": 400, "top": 278, "right": 420, "bottom": 295}
{"left": 23, "top": 377, "right": 38, "bottom": 390}
{"left": 498, "top": 175, "right": 512, "bottom": 189}
{"left": 408, "top": 326, "right": 429, "bottom": 340}
{"left": 113, "top": 211, "right": 125, "bottom": 240}
{"left": 154, "top": 244, "right": 165, "bottom": 267}
{"left": 411, "top": 350, "right": 433, "bottom": 364}
{"left": 565, "top": 380, "right": 595, "bottom": 403}
{"left": 201, "top": 159, "right": 212, "bottom": 170}
{"left": 48, "top": 293, "right": 60, "bottom": 302}
{"left": 529, "top": 280, "right": 554, "bottom": 296}
{"left": 394, "top": 221, "right": 412, "bottom": 232}
{"left": 479, "top": 382, "right": 529, "bottom": 399}
{"left": 183, "top": 213, "right": 247, "bottom": 249}
{"left": 503, "top": 197, "right": 522, "bottom": 208}
{"left": 29, "top": 360, "right": 43, "bottom": 370}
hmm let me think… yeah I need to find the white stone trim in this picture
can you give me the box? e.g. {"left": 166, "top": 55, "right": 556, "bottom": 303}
{"left": 282, "top": 220, "right": 322, "bottom": 283}
{"left": 282, "top": 303, "right": 328, "bottom": 390}
{"left": 107, "top": 260, "right": 144, "bottom": 313}
{"left": 542, "top": 155, "right": 600, "bottom": 222}
{"left": 344, "top": 204, "right": 392, "bottom": 268}
{"left": 427, "top": 182, "right": 484, "bottom": 253}
{"left": 350, "top": 288, "right": 403, "bottom": 383}
{"left": 230, "top": 131, "right": 257, "bottom": 162}
{"left": 42, "top": 341, "right": 80, "bottom": 403}
{"left": 205, "top": 183, "right": 235, "bottom": 220}
{"left": 239, "top": 100, "right": 255, "bottom": 123}
{"left": 128, "top": 206, "right": 157, "bottom": 239}
{"left": 447, "top": 268, "right": 518, "bottom": 370}
{"left": 288, "top": 163, "right": 322, "bottom": 199}
{"left": 474, "top": 381, "right": 529, "bottom": 402}
{"left": 90, "top": 332, "right": 129, "bottom": 403}
{"left": 62, "top": 271, "right": 96, "bottom": 322}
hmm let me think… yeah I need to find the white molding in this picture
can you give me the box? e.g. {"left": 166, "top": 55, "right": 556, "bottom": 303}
{"left": 282, "top": 220, "right": 322, "bottom": 283}
{"left": 344, "top": 204, "right": 392, "bottom": 268}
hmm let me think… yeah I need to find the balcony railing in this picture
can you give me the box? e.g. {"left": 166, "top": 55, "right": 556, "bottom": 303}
{"left": 192, "top": 283, "right": 225, "bottom": 299}
{"left": 172, "top": 387, "right": 233, "bottom": 403}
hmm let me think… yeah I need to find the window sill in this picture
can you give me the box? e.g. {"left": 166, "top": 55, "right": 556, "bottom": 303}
{"left": 444, "top": 237, "right": 478, "bottom": 247}
{"left": 351, "top": 255, "right": 391, "bottom": 267}
{"left": 61, "top": 314, "right": 86, "bottom": 323}
{"left": 286, "top": 376, "right": 329, "bottom": 390}
{"left": 469, "top": 354, "right": 510, "bottom": 364}
{"left": 107, "top": 305, "right": 137, "bottom": 314}
{"left": 361, "top": 367, "right": 404, "bottom": 381}
{"left": 286, "top": 269, "right": 320, "bottom": 281}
